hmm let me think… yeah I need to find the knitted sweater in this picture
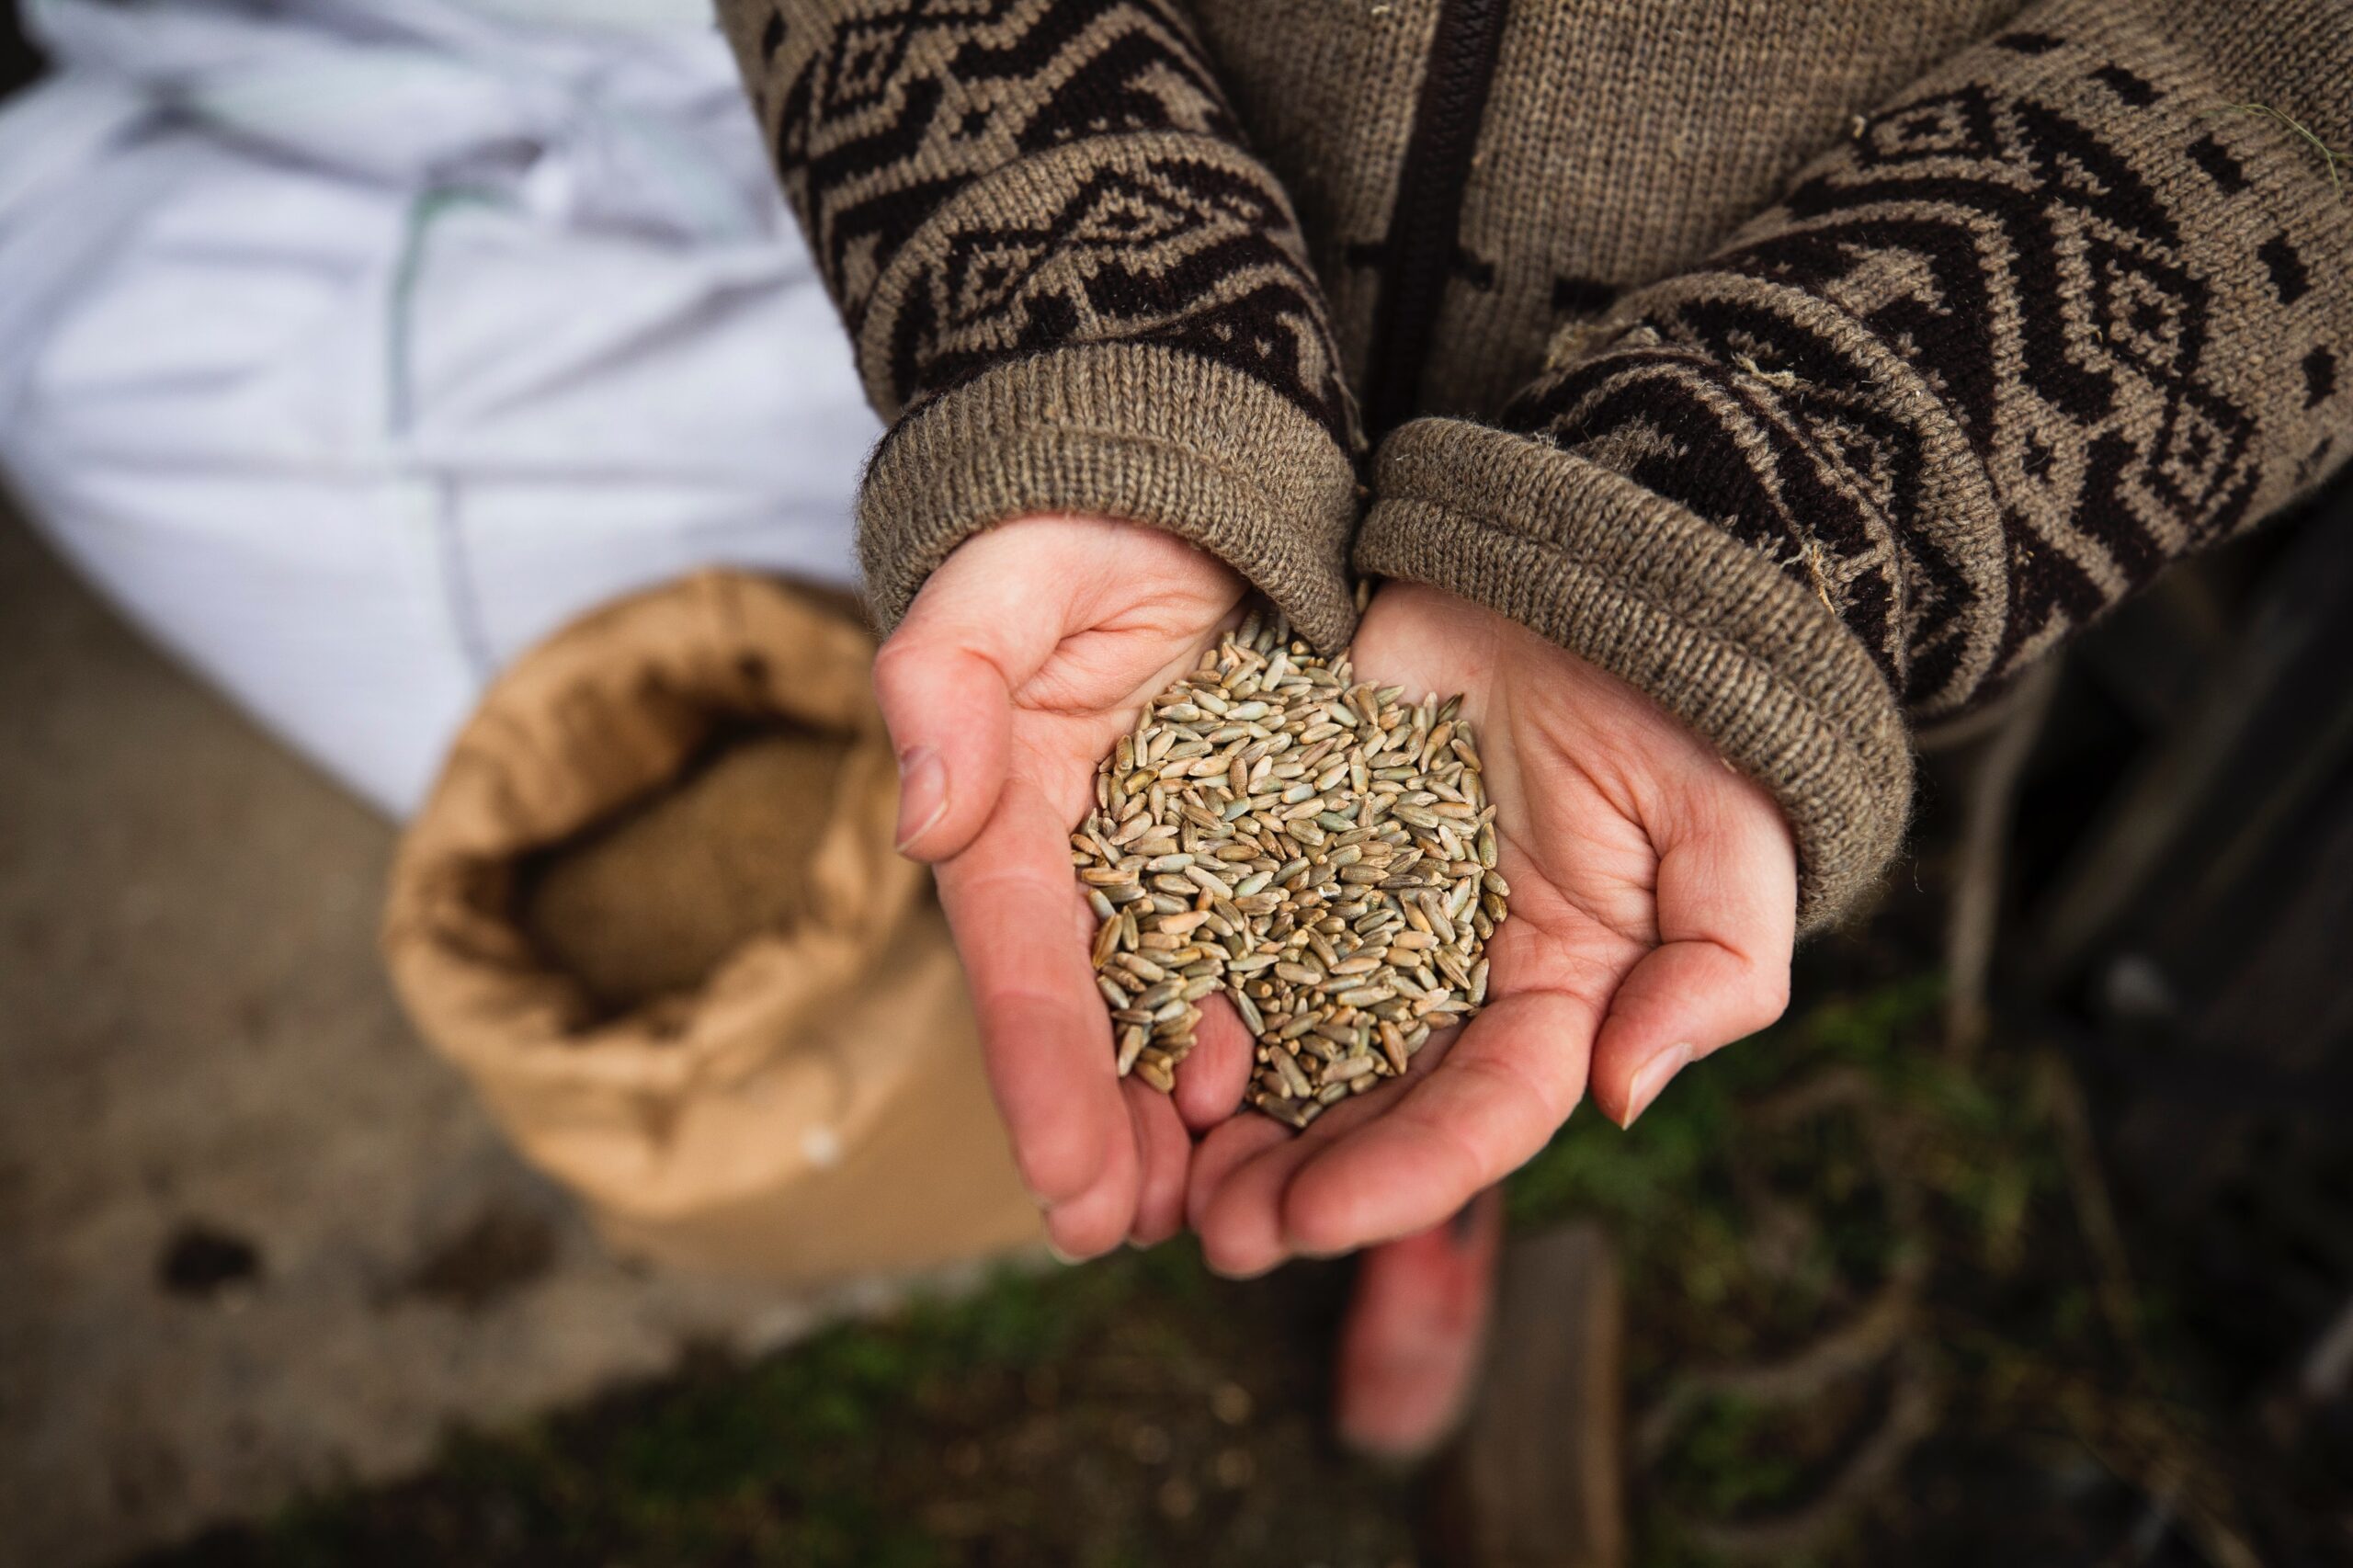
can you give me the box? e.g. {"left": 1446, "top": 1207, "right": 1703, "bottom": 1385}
{"left": 718, "top": 0, "right": 2351, "bottom": 926}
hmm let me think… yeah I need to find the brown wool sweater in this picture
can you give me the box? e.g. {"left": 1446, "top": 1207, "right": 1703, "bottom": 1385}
{"left": 718, "top": 0, "right": 2352, "bottom": 927}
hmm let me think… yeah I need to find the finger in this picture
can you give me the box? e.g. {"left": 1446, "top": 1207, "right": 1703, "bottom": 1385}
{"left": 1044, "top": 1091, "right": 1141, "bottom": 1260}
{"left": 1127, "top": 1082, "right": 1191, "bottom": 1248}
{"left": 1195, "top": 1083, "right": 1392, "bottom": 1280}
{"left": 936, "top": 777, "right": 1122, "bottom": 1208}
{"left": 1589, "top": 800, "right": 1797, "bottom": 1128}
{"left": 1189, "top": 1034, "right": 1455, "bottom": 1277}
{"left": 872, "top": 639, "right": 1009, "bottom": 861}
{"left": 1278, "top": 989, "right": 1597, "bottom": 1256}
{"left": 1172, "top": 994, "right": 1254, "bottom": 1133}
{"left": 1186, "top": 1105, "right": 1292, "bottom": 1245}
{"left": 872, "top": 546, "right": 1072, "bottom": 862}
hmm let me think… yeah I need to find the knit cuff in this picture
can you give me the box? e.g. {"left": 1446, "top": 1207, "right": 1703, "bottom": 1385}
{"left": 858, "top": 343, "right": 1362, "bottom": 652}
{"left": 1357, "top": 418, "right": 1913, "bottom": 931}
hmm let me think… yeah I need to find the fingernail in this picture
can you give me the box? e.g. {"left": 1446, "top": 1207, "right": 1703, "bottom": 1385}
{"left": 1619, "top": 1042, "right": 1692, "bottom": 1129}
{"left": 1044, "top": 1239, "right": 1083, "bottom": 1267}
{"left": 892, "top": 745, "right": 948, "bottom": 852}
{"left": 1205, "top": 1257, "right": 1277, "bottom": 1281}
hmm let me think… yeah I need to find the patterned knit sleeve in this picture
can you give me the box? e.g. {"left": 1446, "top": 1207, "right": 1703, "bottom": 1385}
{"left": 719, "top": 0, "right": 1362, "bottom": 650}
{"left": 1355, "top": 0, "right": 2353, "bottom": 928}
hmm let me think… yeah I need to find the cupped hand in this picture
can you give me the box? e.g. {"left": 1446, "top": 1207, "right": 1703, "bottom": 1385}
{"left": 874, "top": 516, "right": 1261, "bottom": 1259}
{"left": 1188, "top": 582, "right": 1798, "bottom": 1275}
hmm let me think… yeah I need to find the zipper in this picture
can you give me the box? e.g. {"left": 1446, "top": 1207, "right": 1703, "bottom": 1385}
{"left": 1362, "top": 0, "right": 1509, "bottom": 437}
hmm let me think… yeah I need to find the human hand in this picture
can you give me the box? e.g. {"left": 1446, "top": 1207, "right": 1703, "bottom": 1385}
{"left": 875, "top": 517, "right": 1261, "bottom": 1259}
{"left": 1188, "top": 581, "right": 1798, "bottom": 1274}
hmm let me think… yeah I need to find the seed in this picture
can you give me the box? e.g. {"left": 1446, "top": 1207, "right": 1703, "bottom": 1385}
{"left": 1254, "top": 1092, "right": 1310, "bottom": 1129}
{"left": 1115, "top": 953, "right": 1167, "bottom": 983}
{"left": 1423, "top": 894, "right": 1458, "bottom": 946}
{"left": 1447, "top": 877, "right": 1477, "bottom": 922}
{"left": 1184, "top": 863, "right": 1233, "bottom": 897}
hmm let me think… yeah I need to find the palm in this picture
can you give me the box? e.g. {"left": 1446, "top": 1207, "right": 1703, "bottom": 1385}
{"left": 1188, "top": 583, "right": 1797, "bottom": 1273}
{"left": 995, "top": 577, "right": 1238, "bottom": 841}
{"left": 873, "top": 517, "right": 1260, "bottom": 1257}
{"left": 1362, "top": 585, "right": 1675, "bottom": 1030}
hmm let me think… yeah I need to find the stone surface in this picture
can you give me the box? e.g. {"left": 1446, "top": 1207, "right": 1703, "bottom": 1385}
{"left": 0, "top": 511, "right": 834, "bottom": 1568}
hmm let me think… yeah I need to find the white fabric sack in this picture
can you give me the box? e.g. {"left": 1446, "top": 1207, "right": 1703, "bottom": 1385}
{"left": 0, "top": 0, "right": 878, "bottom": 814}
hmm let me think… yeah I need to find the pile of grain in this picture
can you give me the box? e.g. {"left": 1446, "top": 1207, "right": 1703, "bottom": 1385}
{"left": 1070, "top": 610, "right": 1508, "bottom": 1129}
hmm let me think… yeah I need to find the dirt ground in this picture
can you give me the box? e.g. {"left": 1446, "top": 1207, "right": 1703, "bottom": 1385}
{"left": 0, "top": 511, "right": 864, "bottom": 1568}
{"left": 144, "top": 1250, "right": 1421, "bottom": 1568}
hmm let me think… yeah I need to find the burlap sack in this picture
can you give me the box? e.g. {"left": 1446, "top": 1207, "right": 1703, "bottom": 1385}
{"left": 381, "top": 570, "right": 1040, "bottom": 1286}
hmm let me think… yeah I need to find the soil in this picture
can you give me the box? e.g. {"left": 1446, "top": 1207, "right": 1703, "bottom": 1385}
{"left": 141, "top": 1251, "right": 1427, "bottom": 1568}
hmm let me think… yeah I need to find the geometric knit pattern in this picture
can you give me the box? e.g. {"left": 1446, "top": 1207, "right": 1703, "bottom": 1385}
{"left": 734, "top": 0, "right": 1355, "bottom": 446}
{"left": 1501, "top": 22, "right": 2348, "bottom": 718}
{"left": 719, "top": 0, "right": 2352, "bottom": 916}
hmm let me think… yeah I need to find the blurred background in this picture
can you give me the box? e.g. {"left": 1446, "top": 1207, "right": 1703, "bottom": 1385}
{"left": 2, "top": 3, "right": 2349, "bottom": 1566}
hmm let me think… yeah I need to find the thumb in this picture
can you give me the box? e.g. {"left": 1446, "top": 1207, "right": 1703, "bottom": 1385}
{"left": 872, "top": 628, "right": 1014, "bottom": 862}
{"left": 870, "top": 533, "right": 1074, "bottom": 861}
{"left": 1589, "top": 788, "right": 1796, "bottom": 1127}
